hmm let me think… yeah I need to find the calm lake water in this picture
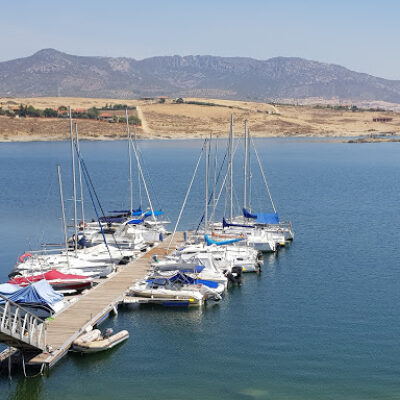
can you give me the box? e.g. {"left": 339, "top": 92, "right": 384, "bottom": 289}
{"left": 1, "top": 139, "right": 400, "bottom": 400}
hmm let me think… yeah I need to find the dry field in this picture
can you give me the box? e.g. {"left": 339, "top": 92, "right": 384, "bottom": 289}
{"left": 0, "top": 96, "right": 399, "bottom": 141}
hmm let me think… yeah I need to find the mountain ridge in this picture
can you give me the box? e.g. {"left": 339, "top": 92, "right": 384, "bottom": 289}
{"left": 1, "top": 49, "right": 400, "bottom": 103}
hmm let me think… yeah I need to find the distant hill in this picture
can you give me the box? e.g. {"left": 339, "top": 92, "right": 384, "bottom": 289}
{"left": 1, "top": 49, "right": 400, "bottom": 103}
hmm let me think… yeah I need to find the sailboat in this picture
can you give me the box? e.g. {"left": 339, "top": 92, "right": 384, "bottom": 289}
{"left": 78, "top": 111, "right": 170, "bottom": 246}
{"left": 210, "top": 117, "right": 293, "bottom": 251}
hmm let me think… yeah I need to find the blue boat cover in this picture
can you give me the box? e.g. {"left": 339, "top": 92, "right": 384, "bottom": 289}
{"left": 204, "top": 234, "right": 244, "bottom": 246}
{"left": 243, "top": 208, "right": 280, "bottom": 224}
{"left": 256, "top": 213, "right": 279, "bottom": 224}
{"left": 0, "top": 283, "right": 19, "bottom": 296}
{"left": 169, "top": 272, "right": 195, "bottom": 284}
{"left": 149, "top": 272, "right": 218, "bottom": 289}
{"left": 243, "top": 208, "right": 257, "bottom": 219}
{"left": 143, "top": 210, "right": 164, "bottom": 218}
{"left": 0, "top": 280, "right": 63, "bottom": 305}
{"left": 196, "top": 279, "right": 218, "bottom": 289}
{"left": 222, "top": 218, "right": 254, "bottom": 229}
{"left": 127, "top": 218, "right": 144, "bottom": 225}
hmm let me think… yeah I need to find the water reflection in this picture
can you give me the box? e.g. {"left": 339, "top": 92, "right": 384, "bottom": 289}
{"left": 8, "top": 375, "right": 43, "bottom": 400}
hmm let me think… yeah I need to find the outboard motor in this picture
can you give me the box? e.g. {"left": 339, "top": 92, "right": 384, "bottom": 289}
{"left": 225, "top": 266, "right": 243, "bottom": 285}
{"left": 103, "top": 328, "right": 114, "bottom": 339}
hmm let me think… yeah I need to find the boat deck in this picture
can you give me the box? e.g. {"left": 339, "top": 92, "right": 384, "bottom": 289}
{"left": 28, "top": 233, "right": 184, "bottom": 369}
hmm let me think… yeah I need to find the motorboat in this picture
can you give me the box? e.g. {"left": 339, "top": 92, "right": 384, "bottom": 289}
{"left": 8, "top": 269, "right": 93, "bottom": 292}
{"left": 129, "top": 272, "right": 223, "bottom": 307}
{"left": 9, "top": 243, "right": 137, "bottom": 279}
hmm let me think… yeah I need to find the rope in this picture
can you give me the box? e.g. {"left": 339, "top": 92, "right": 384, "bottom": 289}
{"left": 74, "top": 145, "right": 115, "bottom": 261}
{"left": 129, "top": 137, "right": 157, "bottom": 222}
{"left": 167, "top": 140, "right": 206, "bottom": 250}
{"left": 196, "top": 141, "right": 230, "bottom": 232}
{"left": 21, "top": 350, "right": 45, "bottom": 378}
{"left": 250, "top": 133, "right": 277, "bottom": 213}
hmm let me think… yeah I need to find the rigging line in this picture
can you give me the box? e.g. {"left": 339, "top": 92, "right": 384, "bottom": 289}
{"left": 212, "top": 138, "right": 241, "bottom": 221}
{"left": 126, "top": 109, "right": 133, "bottom": 215}
{"left": 79, "top": 155, "right": 114, "bottom": 262}
{"left": 167, "top": 140, "right": 206, "bottom": 251}
{"left": 78, "top": 153, "right": 106, "bottom": 217}
{"left": 196, "top": 140, "right": 231, "bottom": 231}
{"left": 209, "top": 161, "right": 229, "bottom": 224}
{"left": 134, "top": 126, "right": 142, "bottom": 208}
{"left": 137, "top": 148, "right": 162, "bottom": 212}
{"left": 250, "top": 133, "right": 277, "bottom": 213}
{"left": 74, "top": 143, "right": 116, "bottom": 260}
{"left": 129, "top": 137, "right": 157, "bottom": 222}
{"left": 75, "top": 142, "right": 124, "bottom": 256}
{"left": 39, "top": 171, "right": 55, "bottom": 247}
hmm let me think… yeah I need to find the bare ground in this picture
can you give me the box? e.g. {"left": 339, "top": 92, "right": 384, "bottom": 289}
{"left": 0, "top": 96, "right": 399, "bottom": 141}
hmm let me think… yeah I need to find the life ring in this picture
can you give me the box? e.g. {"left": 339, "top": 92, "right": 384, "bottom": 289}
{"left": 78, "top": 221, "right": 87, "bottom": 229}
{"left": 19, "top": 253, "right": 32, "bottom": 263}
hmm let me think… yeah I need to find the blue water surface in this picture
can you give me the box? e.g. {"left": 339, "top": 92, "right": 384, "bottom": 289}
{"left": 1, "top": 139, "right": 400, "bottom": 400}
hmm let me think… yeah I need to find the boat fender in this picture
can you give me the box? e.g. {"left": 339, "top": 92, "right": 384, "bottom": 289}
{"left": 19, "top": 253, "right": 32, "bottom": 263}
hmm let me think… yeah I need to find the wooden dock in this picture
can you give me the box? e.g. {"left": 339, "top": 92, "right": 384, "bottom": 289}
{"left": 27, "top": 233, "right": 184, "bottom": 369}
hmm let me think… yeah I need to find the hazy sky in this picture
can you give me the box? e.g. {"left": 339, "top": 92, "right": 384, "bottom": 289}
{"left": 1, "top": 0, "right": 399, "bottom": 79}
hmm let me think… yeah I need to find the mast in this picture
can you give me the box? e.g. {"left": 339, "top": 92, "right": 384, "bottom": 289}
{"left": 213, "top": 137, "right": 218, "bottom": 212}
{"left": 248, "top": 129, "right": 252, "bottom": 212}
{"left": 126, "top": 108, "right": 133, "bottom": 216}
{"left": 229, "top": 113, "right": 234, "bottom": 220}
{"left": 243, "top": 120, "right": 248, "bottom": 210}
{"left": 75, "top": 123, "right": 85, "bottom": 225}
{"left": 204, "top": 137, "right": 210, "bottom": 232}
{"left": 57, "top": 165, "right": 70, "bottom": 269}
{"left": 69, "top": 107, "right": 78, "bottom": 255}
{"left": 134, "top": 125, "right": 142, "bottom": 208}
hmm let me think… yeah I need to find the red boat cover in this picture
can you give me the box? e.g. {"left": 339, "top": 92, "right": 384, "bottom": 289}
{"left": 9, "top": 269, "right": 90, "bottom": 285}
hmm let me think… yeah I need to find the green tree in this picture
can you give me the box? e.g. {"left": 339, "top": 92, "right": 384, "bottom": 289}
{"left": 43, "top": 108, "right": 58, "bottom": 118}
{"left": 26, "top": 105, "right": 42, "bottom": 117}
{"left": 18, "top": 104, "right": 27, "bottom": 117}
{"left": 86, "top": 107, "right": 99, "bottom": 119}
{"left": 128, "top": 116, "right": 141, "bottom": 125}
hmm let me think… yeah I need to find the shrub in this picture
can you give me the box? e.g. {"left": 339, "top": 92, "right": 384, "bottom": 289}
{"left": 43, "top": 108, "right": 58, "bottom": 118}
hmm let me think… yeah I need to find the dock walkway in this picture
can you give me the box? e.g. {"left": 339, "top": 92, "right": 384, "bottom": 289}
{"left": 28, "top": 233, "right": 183, "bottom": 369}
